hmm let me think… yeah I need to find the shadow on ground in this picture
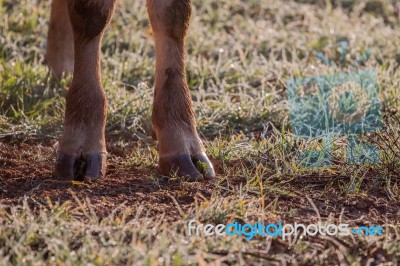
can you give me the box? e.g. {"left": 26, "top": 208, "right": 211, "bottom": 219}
{"left": 1, "top": 139, "right": 399, "bottom": 224}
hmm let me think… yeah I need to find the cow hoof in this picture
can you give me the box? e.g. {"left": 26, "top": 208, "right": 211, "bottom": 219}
{"left": 55, "top": 152, "right": 106, "bottom": 182}
{"left": 158, "top": 153, "right": 215, "bottom": 182}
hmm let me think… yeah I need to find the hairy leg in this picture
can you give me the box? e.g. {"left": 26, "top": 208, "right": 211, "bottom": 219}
{"left": 46, "top": 0, "right": 74, "bottom": 78}
{"left": 147, "top": 0, "right": 215, "bottom": 181}
{"left": 56, "top": 0, "right": 116, "bottom": 181}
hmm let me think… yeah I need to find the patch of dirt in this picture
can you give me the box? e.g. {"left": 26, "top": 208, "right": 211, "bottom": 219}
{"left": 1, "top": 139, "right": 399, "bottom": 224}
{"left": 0, "top": 140, "right": 216, "bottom": 220}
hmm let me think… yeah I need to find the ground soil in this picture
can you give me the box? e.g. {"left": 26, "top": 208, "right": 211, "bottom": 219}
{"left": 1, "top": 139, "right": 399, "bottom": 224}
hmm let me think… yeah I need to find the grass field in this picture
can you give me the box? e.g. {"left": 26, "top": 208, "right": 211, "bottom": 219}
{"left": 1, "top": 0, "right": 400, "bottom": 265}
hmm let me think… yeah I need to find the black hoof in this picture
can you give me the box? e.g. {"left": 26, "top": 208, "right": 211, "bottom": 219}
{"left": 56, "top": 152, "right": 106, "bottom": 182}
{"left": 158, "top": 153, "right": 215, "bottom": 182}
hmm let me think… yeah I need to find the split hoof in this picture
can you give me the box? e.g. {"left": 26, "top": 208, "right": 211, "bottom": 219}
{"left": 55, "top": 152, "right": 106, "bottom": 182}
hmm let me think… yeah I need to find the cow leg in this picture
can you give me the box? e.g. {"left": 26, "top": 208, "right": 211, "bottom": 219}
{"left": 147, "top": 0, "right": 215, "bottom": 181}
{"left": 55, "top": 0, "right": 116, "bottom": 181}
{"left": 46, "top": 0, "right": 74, "bottom": 78}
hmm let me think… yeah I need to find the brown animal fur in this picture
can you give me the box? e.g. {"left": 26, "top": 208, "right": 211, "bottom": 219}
{"left": 49, "top": 0, "right": 215, "bottom": 182}
{"left": 45, "top": 0, "right": 74, "bottom": 78}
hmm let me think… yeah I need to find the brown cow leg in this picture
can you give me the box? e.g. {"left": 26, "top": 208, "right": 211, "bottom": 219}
{"left": 46, "top": 0, "right": 74, "bottom": 78}
{"left": 147, "top": 0, "right": 215, "bottom": 181}
{"left": 55, "top": 0, "right": 116, "bottom": 181}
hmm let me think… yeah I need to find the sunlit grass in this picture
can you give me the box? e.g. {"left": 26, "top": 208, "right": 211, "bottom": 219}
{"left": 1, "top": 0, "right": 400, "bottom": 264}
